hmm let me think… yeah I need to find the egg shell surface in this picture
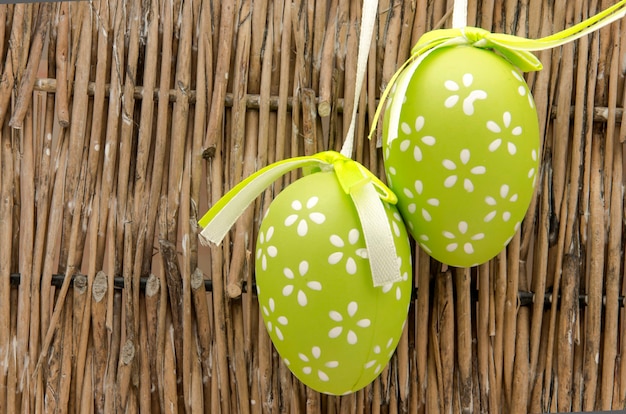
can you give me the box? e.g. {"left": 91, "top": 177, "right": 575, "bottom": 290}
{"left": 383, "top": 45, "right": 540, "bottom": 267}
{"left": 255, "top": 171, "right": 412, "bottom": 395}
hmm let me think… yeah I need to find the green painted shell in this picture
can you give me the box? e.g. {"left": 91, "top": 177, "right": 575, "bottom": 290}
{"left": 383, "top": 45, "right": 540, "bottom": 267}
{"left": 255, "top": 171, "right": 412, "bottom": 395}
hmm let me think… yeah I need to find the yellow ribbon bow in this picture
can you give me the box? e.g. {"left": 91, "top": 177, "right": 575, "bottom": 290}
{"left": 370, "top": 0, "right": 626, "bottom": 140}
{"left": 198, "top": 151, "right": 402, "bottom": 287}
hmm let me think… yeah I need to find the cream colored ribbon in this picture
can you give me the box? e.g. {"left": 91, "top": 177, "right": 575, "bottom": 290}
{"left": 339, "top": 0, "right": 378, "bottom": 158}
{"left": 453, "top": 0, "right": 468, "bottom": 29}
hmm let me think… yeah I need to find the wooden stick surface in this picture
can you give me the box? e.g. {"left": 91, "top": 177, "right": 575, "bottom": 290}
{"left": 0, "top": 1, "right": 624, "bottom": 412}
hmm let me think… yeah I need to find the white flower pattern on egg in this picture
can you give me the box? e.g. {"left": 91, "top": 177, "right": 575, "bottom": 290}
{"left": 486, "top": 111, "right": 524, "bottom": 155}
{"left": 363, "top": 337, "right": 397, "bottom": 374}
{"left": 282, "top": 260, "right": 322, "bottom": 306}
{"left": 442, "top": 221, "right": 485, "bottom": 255}
{"left": 443, "top": 73, "right": 488, "bottom": 115}
{"left": 398, "top": 115, "right": 436, "bottom": 162}
{"left": 328, "top": 301, "right": 372, "bottom": 345}
{"left": 256, "top": 226, "right": 278, "bottom": 271}
{"left": 441, "top": 149, "right": 487, "bottom": 192}
{"left": 262, "top": 298, "right": 288, "bottom": 341}
{"left": 284, "top": 196, "right": 326, "bottom": 236}
{"left": 298, "top": 346, "right": 339, "bottom": 382}
{"left": 484, "top": 184, "right": 519, "bottom": 223}
{"left": 400, "top": 179, "right": 434, "bottom": 221}
{"left": 328, "top": 229, "right": 368, "bottom": 275}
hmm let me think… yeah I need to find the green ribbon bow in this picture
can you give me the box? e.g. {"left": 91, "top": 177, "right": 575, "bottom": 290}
{"left": 198, "top": 151, "right": 402, "bottom": 287}
{"left": 370, "top": 0, "right": 626, "bottom": 141}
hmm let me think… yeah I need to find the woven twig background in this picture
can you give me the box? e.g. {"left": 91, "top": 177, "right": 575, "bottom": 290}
{"left": 1, "top": 0, "right": 625, "bottom": 412}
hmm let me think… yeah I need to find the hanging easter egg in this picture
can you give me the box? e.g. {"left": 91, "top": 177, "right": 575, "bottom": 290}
{"left": 382, "top": 44, "right": 539, "bottom": 267}
{"left": 198, "top": 151, "right": 412, "bottom": 395}
{"left": 255, "top": 170, "right": 412, "bottom": 395}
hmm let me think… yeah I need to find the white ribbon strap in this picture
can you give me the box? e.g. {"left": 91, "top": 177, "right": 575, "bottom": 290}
{"left": 336, "top": 0, "right": 402, "bottom": 286}
{"left": 340, "top": 0, "right": 378, "bottom": 157}
{"left": 452, "top": 0, "right": 468, "bottom": 29}
{"left": 350, "top": 180, "right": 401, "bottom": 286}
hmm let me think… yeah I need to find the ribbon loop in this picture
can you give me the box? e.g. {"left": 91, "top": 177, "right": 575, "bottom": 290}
{"left": 198, "top": 156, "right": 327, "bottom": 245}
{"left": 334, "top": 158, "right": 370, "bottom": 194}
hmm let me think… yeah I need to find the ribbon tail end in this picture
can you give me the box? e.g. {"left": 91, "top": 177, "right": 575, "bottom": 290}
{"left": 198, "top": 227, "right": 223, "bottom": 247}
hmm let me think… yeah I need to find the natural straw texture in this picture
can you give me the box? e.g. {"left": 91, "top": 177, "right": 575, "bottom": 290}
{"left": 1, "top": 0, "right": 626, "bottom": 412}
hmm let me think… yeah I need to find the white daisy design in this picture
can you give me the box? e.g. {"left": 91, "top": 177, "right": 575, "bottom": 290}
{"left": 284, "top": 196, "right": 326, "bottom": 236}
{"left": 443, "top": 73, "right": 488, "bottom": 115}
{"left": 282, "top": 260, "right": 322, "bottom": 306}
{"left": 441, "top": 149, "right": 487, "bottom": 192}
{"left": 327, "top": 301, "right": 371, "bottom": 345}
{"left": 327, "top": 229, "right": 368, "bottom": 275}
{"left": 256, "top": 226, "right": 278, "bottom": 271}
{"left": 298, "top": 346, "right": 339, "bottom": 382}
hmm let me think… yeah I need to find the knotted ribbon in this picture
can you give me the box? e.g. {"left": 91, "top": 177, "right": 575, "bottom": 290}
{"left": 198, "top": 151, "right": 403, "bottom": 287}
{"left": 371, "top": 0, "right": 626, "bottom": 143}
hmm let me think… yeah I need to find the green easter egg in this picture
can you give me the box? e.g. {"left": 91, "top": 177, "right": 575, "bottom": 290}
{"left": 383, "top": 45, "right": 539, "bottom": 267}
{"left": 255, "top": 171, "right": 412, "bottom": 395}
